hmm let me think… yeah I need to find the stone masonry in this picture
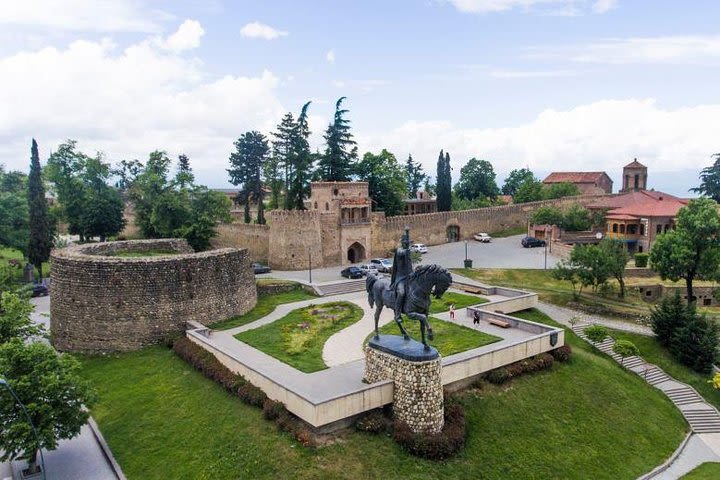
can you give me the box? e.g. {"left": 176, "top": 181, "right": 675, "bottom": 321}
{"left": 50, "top": 239, "right": 257, "bottom": 353}
{"left": 364, "top": 346, "right": 444, "bottom": 434}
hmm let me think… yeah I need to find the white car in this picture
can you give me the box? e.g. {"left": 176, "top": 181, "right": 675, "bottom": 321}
{"left": 410, "top": 243, "right": 428, "bottom": 254}
{"left": 473, "top": 233, "right": 492, "bottom": 243}
{"left": 359, "top": 264, "right": 379, "bottom": 276}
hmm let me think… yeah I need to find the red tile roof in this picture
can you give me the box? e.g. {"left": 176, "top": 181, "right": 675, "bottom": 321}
{"left": 624, "top": 159, "right": 646, "bottom": 169}
{"left": 587, "top": 190, "right": 685, "bottom": 210}
{"left": 592, "top": 190, "right": 686, "bottom": 219}
{"left": 542, "top": 172, "right": 609, "bottom": 184}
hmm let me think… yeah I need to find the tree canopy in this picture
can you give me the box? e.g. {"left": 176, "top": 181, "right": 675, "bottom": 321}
{"left": 0, "top": 167, "right": 29, "bottom": 254}
{"left": 454, "top": 158, "right": 499, "bottom": 202}
{"left": 435, "top": 150, "right": 452, "bottom": 212}
{"left": 356, "top": 149, "right": 407, "bottom": 216}
{"left": 317, "top": 97, "right": 357, "bottom": 181}
{"left": 502, "top": 168, "right": 535, "bottom": 196}
{"left": 404, "top": 154, "right": 426, "bottom": 198}
{"left": 27, "top": 139, "right": 54, "bottom": 279}
{"left": 690, "top": 153, "right": 720, "bottom": 202}
{"left": 228, "top": 131, "right": 270, "bottom": 224}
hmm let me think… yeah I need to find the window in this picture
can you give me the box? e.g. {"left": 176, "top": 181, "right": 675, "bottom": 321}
{"left": 646, "top": 290, "right": 652, "bottom": 297}
{"left": 333, "top": 188, "right": 339, "bottom": 196}
{"left": 634, "top": 174, "right": 639, "bottom": 189}
{"left": 704, "top": 298, "right": 712, "bottom": 306}
{"left": 619, "top": 224, "right": 625, "bottom": 234}
{"left": 640, "top": 224, "right": 645, "bottom": 236}
{"left": 656, "top": 224, "right": 662, "bottom": 234}
{"left": 612, "top": 224, "right": 618, "bottom": 233}
{"left": 638, "top": 246, "right": 643, "bottom": 253}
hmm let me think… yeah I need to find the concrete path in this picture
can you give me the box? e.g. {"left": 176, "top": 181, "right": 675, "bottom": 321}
{"left": 0, "top": 296, "right": 123, "bottom": 480}
{"left": 538, "top": 300, "right": 653, "bottom": 335}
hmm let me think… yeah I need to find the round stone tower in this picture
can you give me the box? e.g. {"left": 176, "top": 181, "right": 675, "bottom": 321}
{"left": 621, "top": 158, "right": 648, "bottom": 192}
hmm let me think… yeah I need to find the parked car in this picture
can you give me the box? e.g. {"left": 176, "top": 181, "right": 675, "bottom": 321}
{"left": 359, "top": 264, "right": 379, "bottom": 276}
{"left": 341, "top": 266, "right": 364, "bottom": 279}
{"left": 410, "top": 243, "right": 428, "bottom": 254}
{"left": 252, "top": 262, "right": 271, "bottom": 274}
{"left": 473, "top": 232, "right": 492, "bottom": 243}
{"left": 31, "top": 282, "right": 49, "bottom": 297}
{"left": 370, "top": 258, "right": 393, "bottom": 273}
{"left": 521, "top": 236, "right": 546, "bottom": 248}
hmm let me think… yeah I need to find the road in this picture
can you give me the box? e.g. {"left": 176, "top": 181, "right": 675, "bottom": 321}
{"left": 262, "top": 234, "right": 560, "bottom": 284}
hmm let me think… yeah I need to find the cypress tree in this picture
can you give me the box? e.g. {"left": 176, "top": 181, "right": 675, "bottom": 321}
{"left": 436, "top": 150, "right": 452, "bottom": 211}
{"left": 287, "top": 102, "right": 313, "bottom": 210}
{"left": 27, "top": 139, "right": 53, "bottom": 280}
{"left": 317, "top": 97, "right": 358, "bottom": 181}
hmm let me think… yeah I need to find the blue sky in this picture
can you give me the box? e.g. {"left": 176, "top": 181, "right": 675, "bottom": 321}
{"left": 2, "top": 0, "right": 720, "bottom": 196}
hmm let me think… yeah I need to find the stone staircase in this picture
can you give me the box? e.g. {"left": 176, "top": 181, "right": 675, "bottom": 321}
{"left": 571, "top": 323, "right": 720, "bottom": 434}
{"left": 315, "top": 279, "right": 366, "bottom": 296}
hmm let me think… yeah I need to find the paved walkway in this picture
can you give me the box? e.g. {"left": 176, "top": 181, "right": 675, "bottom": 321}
{"left": 538, "top": 300, "right": 653, "bottom": 335}
{"left": 570, "top": 323, "right": 720, "bottom": 479}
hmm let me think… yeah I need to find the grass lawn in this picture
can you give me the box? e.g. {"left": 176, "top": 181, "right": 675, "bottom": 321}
{"left": 80, "top": 309, "right": 687, "bottom": 480}
{"left": 0, "top": 246, "right": 51, "bottom": 281}
{"left": 488, "top": 225, "right": 526, "bottom": 237}
{"left": 429, "top": 291, "right": 487, "bottom": 314}
{"left": 680, "top": 463, "right": 720, "bottom": 479}
{"left": 110, "top": 250, "right": 178, "bottom": 257}
{"left": 210, "top": 287, "right": 317, "bottom": 330}
{"left": 609, "top": 329, "right": 720, "bottom": 410}
{"left": 235, "top": 301, "right": 363, "bottom": 372}
{"left": 372, "top": 316, "right": 500, "bottom": 357}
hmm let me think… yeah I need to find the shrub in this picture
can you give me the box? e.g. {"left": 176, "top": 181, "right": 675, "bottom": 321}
{"left": 262, "top": 399, "right": 287, "bottom": 421}
{"left": 613, "top": 340, "right": 640, "bottom": 367}
{"left": 505, "top": 363, "right": 524, "bottom": 378}
{"left": 392, "top": 402, "right": 466, "bottom": 460}
{"left": 634, "top": 253, "right": 649, "bottom": 268}
{"left": 533, "top": 353, "right": 554, "bottom": 370}
{"left": 651, "top": 292, "right": 689, "bottom": 347}
{"left": 355, "top": 410, "right": 387, "bottom": 434}
{"left": 238, "top": 383, "right": 267, "bottom": 407}
{"left": 670, "top": 315, "right": 720, "bottom": 374}
{"left": 485, "top": 367, "right": 510, "bottom": 385}
{"left": 584, "top": 325, "right": 609, "bottom": 344}
{"left": 550, "top": 345, "right": 572, "bottom": 362}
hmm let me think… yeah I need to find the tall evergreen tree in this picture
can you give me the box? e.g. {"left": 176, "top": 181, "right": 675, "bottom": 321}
{"left": 404, "top": 154, "right": 427, "bottom": 198}
{"left": 436, "top": 150, "right": 452, "bottom": 212}
{"left": 27, "top": 140, "right": 53, "bottom": 279}
{"left": 175, "top": 154, "right": 194, "bottom": 189}
{"left": 271, "top": 112, "right": 295, "bottom": 209}
{"left": 317, "top": 97, "right": 357, "bottom": 181}
{"left": 228, "top": 131, "right": 269, "bottom": 224}
{"left": 287, "top": 102, "right": 313, "bottom": 210}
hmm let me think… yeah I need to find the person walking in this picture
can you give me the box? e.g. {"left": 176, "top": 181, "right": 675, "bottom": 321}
{"left": 449, "top": 303, "right": 455, "bottom": 320}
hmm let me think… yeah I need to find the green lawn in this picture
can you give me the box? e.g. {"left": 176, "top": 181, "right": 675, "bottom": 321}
{"left": 488, "top": 225, "right": 526, "bottom": 238}
{"left": 680, "top": 463, "right": 720, "bottom": 479}
{"left": 235, "top": 301, "right": 363, "bottom": 372}
{"left": 609, "top": 329, "right": 720, "bottom": 410}
{"left": 372, "top": 316, "right": 500, "bottom": 357}
{"left": 80, "top": 311, "right": 688, "bottom": 480}
{"left": 429, "top": 291, "right": 487, "bottom": 314}
{"left": 0, "top": 246, "right": 51, "bottom": 281}
{"left": 210, "top": 287, "right": 317, "bottom": 330}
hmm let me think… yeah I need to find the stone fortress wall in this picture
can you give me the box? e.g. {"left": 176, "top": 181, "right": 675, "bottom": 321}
{"left": 50, "top": 239, "right": 257, "bottom": 353}
{"left": 215, "top": 192, "right": 609, "bottom": 270}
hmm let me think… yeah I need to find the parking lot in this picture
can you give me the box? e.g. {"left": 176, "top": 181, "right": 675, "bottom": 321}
{"left": 264, "top": 234, "right": 560, "bottom": 284}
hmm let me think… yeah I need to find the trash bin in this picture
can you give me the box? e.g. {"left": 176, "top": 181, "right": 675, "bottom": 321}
{"left": 463, "top": 259, "right": 473, "bottom": 269}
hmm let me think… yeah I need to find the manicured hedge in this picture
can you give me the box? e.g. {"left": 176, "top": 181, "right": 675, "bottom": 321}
{"left": 484, "top": 351, "right": 559, "bottom": 385}
{"left": 634, "top": 253, "right": 649, "bottom": 268}
{"left": 393, "top": 401, "right": 467, "bottom": 460}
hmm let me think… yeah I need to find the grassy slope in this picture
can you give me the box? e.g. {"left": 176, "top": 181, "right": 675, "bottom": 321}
{"left": 429, "top": 291, "right": 487, "bottom": 314}
{"left": 610, "top": 330, "right": 720, "bottom": 410}
{"left": 680, "top": 463, "right": 720, "bottom": 479}
{"left": 374, "top": 317, "right": 500, "bottom": 357}
{"left": 210, "top": 288, "right": 317, "bottom": 330}
{"left": 81, "top": 308, "right": 687, "bottom": 480}
{"left": 235, "top": 302, "right": 363, "bottom": 372}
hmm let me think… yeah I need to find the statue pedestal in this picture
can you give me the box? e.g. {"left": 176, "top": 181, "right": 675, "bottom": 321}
{"left": 364, "top": 335, "right": 444, "bottom": 434}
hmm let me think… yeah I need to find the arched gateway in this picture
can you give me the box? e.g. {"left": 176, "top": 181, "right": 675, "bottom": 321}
{"left": 347, "top": 242, "right": 366, "bottom": 263}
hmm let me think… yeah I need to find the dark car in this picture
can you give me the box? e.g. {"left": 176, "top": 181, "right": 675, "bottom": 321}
{"left": 31, "top": 282, "right": 49, "bottom": 297}
{"left": 252, "top": 262, "right": 271, "bottom": 274}
{"left": 341, "top": 266, "right": 364, "bottom": 279}
{"left": 521, "top": 236, "right": 546, "bottom": 248}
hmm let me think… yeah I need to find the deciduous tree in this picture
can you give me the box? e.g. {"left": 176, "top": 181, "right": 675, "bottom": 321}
{"left": 502, "top": 168, "right": 535, "bottom": 196}
{"left": 356, "top": 150, "right": 407, "bottom": 216}
{"left": 454, "top": 158, "right": 499, "bottom": 201}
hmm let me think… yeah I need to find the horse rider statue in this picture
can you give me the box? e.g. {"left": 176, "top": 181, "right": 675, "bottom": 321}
{"left": 389, "top": 228, "right": 413, "bottom": 328}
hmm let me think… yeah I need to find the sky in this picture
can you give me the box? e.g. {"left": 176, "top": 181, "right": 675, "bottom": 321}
{"left": 1, "top": 0, "right": 720, "bottom": 197}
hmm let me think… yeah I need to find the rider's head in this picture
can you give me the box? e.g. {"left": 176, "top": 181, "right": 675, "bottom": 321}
{"left": 401, "top": 228, "right": 410, "bottom": 249}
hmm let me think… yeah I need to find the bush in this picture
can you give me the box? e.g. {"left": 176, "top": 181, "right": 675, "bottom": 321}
{"left": 355, "top": 410, "right": 387, "bottom": 434}
{"left": 584, "top": 325, "right": 609, "bottom": 344}
{"left": 505, "top": 363, "right": 524, "bottom": 378}
{"left": 670, "top": 315, "right": 720, "bottom": 374}
{"left": 550, "top": 345, "right": 572, "bottom": 362}
{"left": 651, "top": 292, "right": 689, "bottom": 347}
{"left": 262, "top": 399, "right": 287, "bottom": 421}
{"left": 533, "top": 353, "right": 554, "bottom": 370}
{"left": 238, "top": 383, "right": 267, "bottom": 407}
{"left": 392, "top": 402, "right": 466, "bottom": 460}
{"left": 172, "top": 337, "right": 244, "bottom": 392}
{"left": 485, "top": 367, "right": 511, "bottom": 384}
{"left": 634, "top": 253, "right": 649, "bottom": 268}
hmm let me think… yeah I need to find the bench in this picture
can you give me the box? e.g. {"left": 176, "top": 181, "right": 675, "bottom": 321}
{"left": 488, "top": 318, "right": 511, "bottom": 328}
{"left": 459, "top": 285, "right": 483, "bottom": 294}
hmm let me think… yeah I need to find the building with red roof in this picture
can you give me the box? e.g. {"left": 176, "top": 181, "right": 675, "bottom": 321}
{"left": 542, "top": 171, "right": 613, "bottom": 194}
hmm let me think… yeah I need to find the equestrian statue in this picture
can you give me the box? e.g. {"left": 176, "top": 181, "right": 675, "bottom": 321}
{"left": 365, "top": 228, "right": 453, "bottom": 350}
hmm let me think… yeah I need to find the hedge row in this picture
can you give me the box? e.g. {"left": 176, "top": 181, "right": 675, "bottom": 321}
{"left": 393, "top": 401, "right": 467, "bottom": 461}
{"left": 172, "top": 337, "right": 316, "bottom": 446}
{"left": 485, "top": 348, "right": 571, "bottom": 385}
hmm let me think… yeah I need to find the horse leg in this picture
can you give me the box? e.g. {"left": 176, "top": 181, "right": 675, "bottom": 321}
{"left": 395, "top": 314, "right": 409, "bottom": 340}
{"left": 374, "top": 303, "right": 382, "bottom": 339}
{"left": 407, "top": 312, "right": 430, "bottom": 350}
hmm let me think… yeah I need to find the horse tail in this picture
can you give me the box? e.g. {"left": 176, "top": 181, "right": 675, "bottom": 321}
{"left": 366, "top": 274, "right": 378, "bottom": 308}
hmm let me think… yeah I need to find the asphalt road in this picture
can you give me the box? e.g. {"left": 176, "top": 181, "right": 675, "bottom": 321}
{"left": 262, "top": 234, "right": 560, "bottom": 284}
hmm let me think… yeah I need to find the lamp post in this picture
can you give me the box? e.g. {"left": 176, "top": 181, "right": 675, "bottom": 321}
{"left": 544, "top": 242, "right": 548, "bottom": 270}
{"left": 0, "top": 378, "right": 46, "bottom": 480}
{"left": 465, "top": 240, "right": 468, "bottom": 262}
{"left": 308, "top": 249, "right": 313, "bottom": 284}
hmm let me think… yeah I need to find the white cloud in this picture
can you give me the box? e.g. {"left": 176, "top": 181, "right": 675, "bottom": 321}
{"left": 0, "top": 25, "right": 286, "bottom": 184}
{"left": 446, "top": 0, "right": 614, "bottom": 14}
{"left": 240, "top": 21, "right": 288, "bottom": 40}
{"left": 530, "top": 34, "right": 720, "bottom": 64}
{"left": 592, "top": 0, "right": 617, "bottom": 13}
{"left": 0, "top": 0, "right": 166, "bottom": 32}
{"left": 326, "top": 49, "right": 336, "bottom": 64}
{"left": 359, "top": 98, "right": 720, "bottom": 183}
{"left": 160, "top": 19, "right": 204, "bottom": 52}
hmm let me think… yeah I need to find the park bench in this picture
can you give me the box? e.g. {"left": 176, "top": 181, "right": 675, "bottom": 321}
{"left": 488, "top": 317, "right": 511, "bottom": 328}
{"left": 459, "top": 285, "right": 483, "bottom": 294}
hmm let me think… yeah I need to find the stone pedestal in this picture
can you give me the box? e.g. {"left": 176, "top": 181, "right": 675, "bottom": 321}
{"left": 364, "top": 335, "right": 444, "bottom": 434}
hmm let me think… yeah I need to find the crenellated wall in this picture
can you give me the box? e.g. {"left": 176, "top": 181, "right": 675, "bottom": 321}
{"left": 267, "top": 210, "right": 324, "bottom": 270}
{"left": 213, "top": 223, "right": 270, "bottom": 262}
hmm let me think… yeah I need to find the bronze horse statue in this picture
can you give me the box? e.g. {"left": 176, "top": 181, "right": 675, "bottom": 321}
{"left": 366, "top": 264, "right": 453, "bottom": 350}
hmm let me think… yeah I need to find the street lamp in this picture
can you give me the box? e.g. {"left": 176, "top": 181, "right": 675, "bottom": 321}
{"left": 0, "top": 378, "right": 46, "bottom": 480}
{"left": 308, "top": 249, "right": 313, "bottom": 284}
{"left": 464, "top": 240, "right": 468, "bottom": 262}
